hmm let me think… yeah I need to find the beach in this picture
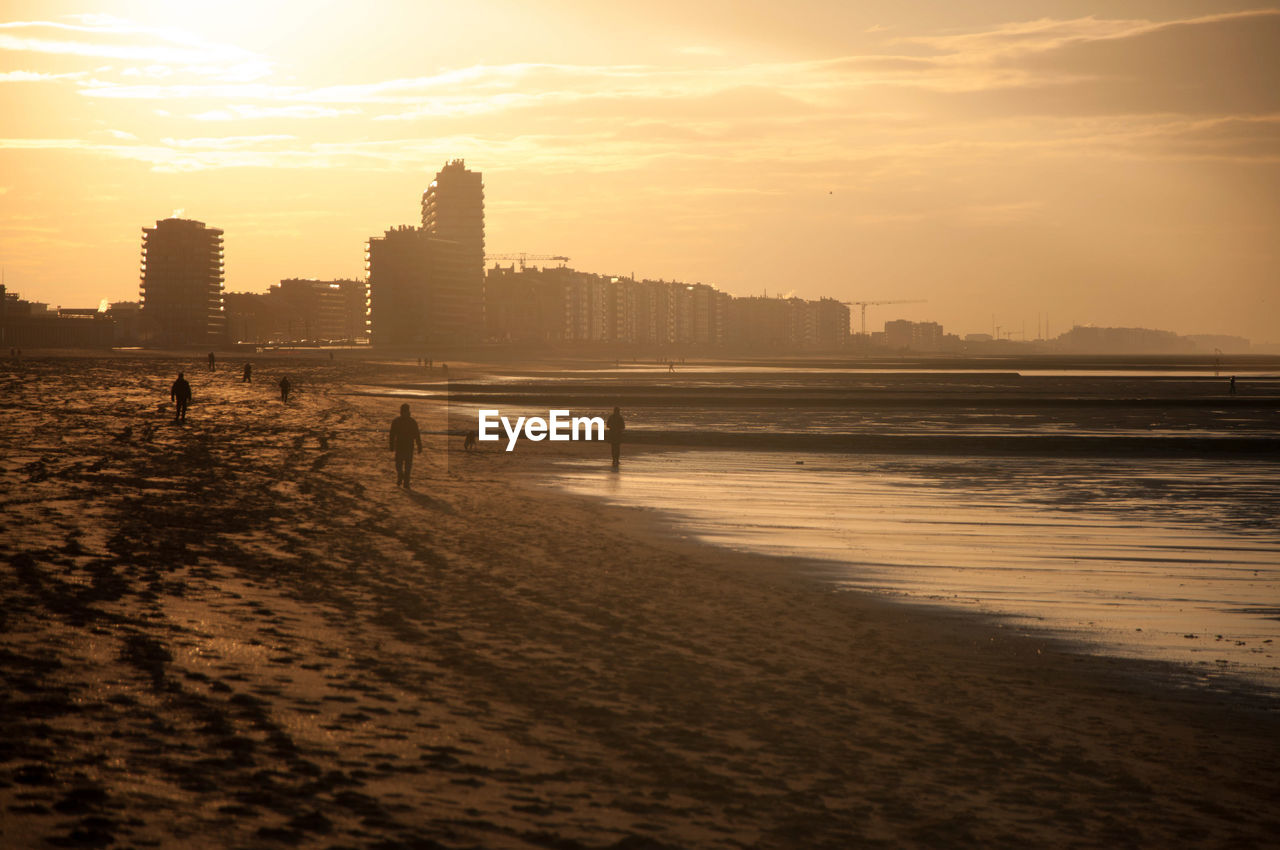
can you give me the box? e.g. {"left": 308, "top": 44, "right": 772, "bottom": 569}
{"left": 2, "top": 354, "right": 1279, "bottom": 849}
{"left": 551, "top": 451, "right": 1280, "bottom": 684}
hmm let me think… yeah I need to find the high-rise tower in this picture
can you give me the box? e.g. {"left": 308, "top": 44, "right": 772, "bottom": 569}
{"left": 140, "top": 217, "right": 225, "bottom": 347}
{"left": 420, "top": 159, "right": 484, "bottom": 339}
{"left": 422, "top": 159, "right": 484, "bottom": 260}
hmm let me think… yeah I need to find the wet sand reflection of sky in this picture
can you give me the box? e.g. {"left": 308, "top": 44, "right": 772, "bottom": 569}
{"left": 552, "top": 451, "right": 1280, "bottom": 688}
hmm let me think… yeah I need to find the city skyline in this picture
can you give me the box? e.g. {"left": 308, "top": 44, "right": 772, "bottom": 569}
{"left": 1, "top": 1, "right": 1277, "bottom": 341}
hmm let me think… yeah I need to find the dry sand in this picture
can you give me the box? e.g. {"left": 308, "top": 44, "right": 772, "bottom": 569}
{"left": 1, "top": 354, "right": 1277, "bottom": 849}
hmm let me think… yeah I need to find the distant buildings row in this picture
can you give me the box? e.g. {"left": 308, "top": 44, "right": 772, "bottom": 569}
{"left": 225, "top": 279, "right": 366, "bottom": 345}
{"left": 118, "top": 160, "right": 849, "bottom": 351}
{"left": 481, "top": 266, "right": 849, "bottom": 350}
{"left": 0, "top": 159, "right": 1257, "bottom": 354}
{"left": 0, "top": 285, "right": 116, "bottom": 348}
{"left": 3, "top": 272, "right": 1255, "bottom": 355}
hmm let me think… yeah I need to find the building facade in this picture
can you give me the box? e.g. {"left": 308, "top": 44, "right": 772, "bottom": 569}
{"left": 810, "top": 298, "right": 851, "bottom": 349}
{"left": 419, "top": 159, "right": 485, "bottom": 340}
{"left": 224, "top": 279, "right": 368, "bottom": 345}
{"left": 484, "top": 267, "right": 745, "bottom": 350}
{"left": 368, "top": 226, "right": 474, "bottom": 347}
{"left": 484, "top": 264, "right": 569, "bottom": 342}
{"left": 140, "top": 217, "right": 225, "bottom": 347}
{"left": 270, "top": 278, "right": 367, "bottom": 342}
{"left": 0, "top": 285, "right": 115, "bottom": 349}
{"left": 884, "top": 319, "right": 944, "bottom": 351}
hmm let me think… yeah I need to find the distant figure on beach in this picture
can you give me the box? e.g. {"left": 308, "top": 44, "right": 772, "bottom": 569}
{"left": 1229, "top": 376, "right": 1237, "bottom": 395}
{"left": 668, "top": 362, "right": 675, "bottom": 373}
{"left": 170, "top": 372, "right": 192, "bottom": 421}
{"left": 208, "top": 351, "right": 215, "bottom": 371}
{"left": 242, "top": 362, "right": 252, "bottom": 383}
{"left": 606, "top": 406, "right": 625, "bottom": 467}
{"left": 389, "top": 403, "right": 423, "bottom": 488}
{"left": 329, "top": 351, "right": 334, "bottom": 361}
{"left": 279, "top": 376, "right": 292, "bottom": 403}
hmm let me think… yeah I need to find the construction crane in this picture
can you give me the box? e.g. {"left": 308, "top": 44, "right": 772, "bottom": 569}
{"left": 485, "top": 253, "right": 569, "bottom": 271}
{"left": 843, "top": 299, "right": 927, "bottom": 337}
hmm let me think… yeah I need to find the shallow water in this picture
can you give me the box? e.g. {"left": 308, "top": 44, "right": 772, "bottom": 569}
{"left": 365, "top": 365, "right": 1280, "bottom": 684}
{"left": 370, "top": 366, "right": 1280, "bottom": 442}
{"left": 551, "top": 451, "right": 1280, "bottom": 687}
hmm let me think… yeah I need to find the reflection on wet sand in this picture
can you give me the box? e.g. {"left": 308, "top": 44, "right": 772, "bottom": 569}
{"left": 554, "top": 451, "right": 1280, "bottom": 686}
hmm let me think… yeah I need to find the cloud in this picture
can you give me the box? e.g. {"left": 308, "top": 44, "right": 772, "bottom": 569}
{"left": 0, "top": 132, "right": 688, "bottom": 174}
{"left": 1016, "top": 11, "right": 1280, "bottom": 115}
{"left": 886, "top": 10, "right": 1280, "bottom": 116}
{"left": 2, "top": 8, "right": 1275, "bottom": 178}
{"left": 900, "top": 10, "right": 1277, "bottom": 56}
{"left": 158, "top": 134, "right": 296, "bottom": 150}
{"left": 0, "top": 69, "right": 87, "bottom": 82}
{"left": 897, "top": 15, "right": 1156, "bottom": 56}
{"left": 0, "top": 17, "right": 271, "bottom": 81}
{"left": 1135, "top": 114, "right": 1280, "bottom": 163}
{"left": 190, "top": 104, "right": 361, "bottom": 121}
{"left": 53, "top": 9, "right": 1276, "bottom": 124}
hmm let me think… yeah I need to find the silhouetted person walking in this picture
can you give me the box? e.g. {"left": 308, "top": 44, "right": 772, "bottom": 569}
{"left": 208, "top": 351, "right": 216, "bottom": 371}
{"left": 279, "top": 376, "right": 292, "bottom": 403}
{"left": 170, "top": 372, "right": 192, "bottom": 421}
{"left": 242, "top": 362, "right": 252, "bottom": 383}
{"left": 606, "top": 406, "right": 625, "bottom": 467}
{"left": 1230, "top": 376, "right": 1237, "bottom": 395}
{"left": 389, "top": 403, "right": 423, "bottom": 488}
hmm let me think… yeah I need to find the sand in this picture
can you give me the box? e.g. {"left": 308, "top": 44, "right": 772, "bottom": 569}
{"left": 1, "top": 354, "right": 1278, "bottom": 849}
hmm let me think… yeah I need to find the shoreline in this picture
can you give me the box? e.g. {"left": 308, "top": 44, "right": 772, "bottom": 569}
{"left": 522, "top": 448, "right": 1280, "bottom": 703}
{"left": 2, "top": 356, "right": 1279, "bottom": 848}
{"left": 528, "top": 465, "right": 1279, "bottom": 703}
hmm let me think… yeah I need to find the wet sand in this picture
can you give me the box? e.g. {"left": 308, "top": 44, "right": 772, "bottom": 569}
{"left": 552, "top": 451, "right": 1280, "bottom": 684}
{"left": 2, "top": 354, "right": 1279, "bottom": 849}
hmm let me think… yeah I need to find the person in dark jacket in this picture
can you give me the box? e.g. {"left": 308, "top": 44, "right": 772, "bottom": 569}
{"left": 170, "top": 372, "right": 192, "bottom": 421}
{"left": 279, "top": 376, "right": 292, "bottom": 403}
{"left": 389, "top": 403, "right": 423, "bottom": 488}
{"left": 606, "top": 406, "right": 625, "bottom": 467}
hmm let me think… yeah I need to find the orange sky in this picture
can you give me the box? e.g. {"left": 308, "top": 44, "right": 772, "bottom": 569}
{"left": 2, "top": 0, "right": 1277, "bottom": 342}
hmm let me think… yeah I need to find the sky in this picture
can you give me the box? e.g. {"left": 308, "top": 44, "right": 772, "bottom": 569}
{"left": 1, "top": 0, "right": 1277, "bottom": 341}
